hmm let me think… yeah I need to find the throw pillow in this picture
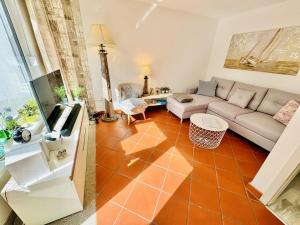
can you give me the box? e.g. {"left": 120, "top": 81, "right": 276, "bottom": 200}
{"left": 197, "top": 80, "right": 217, "bottom": 97}
{"left": 173, "top": 93, "right": 193, "bottom": 103}
{"left": 121, "top": 85, "right": 139, "bottom": 100}
{"left": 228, "top": 88, "right": 256, "bottom": 108}
{"left": 273, "top": 100, "right": 300, "bottom": 125}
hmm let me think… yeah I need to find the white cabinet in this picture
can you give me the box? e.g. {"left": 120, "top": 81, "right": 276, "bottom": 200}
{"left": 0, "top": 163, "right": 11, "bottom": 225}
{"left": 1, "top": 104, "right": 89, "bottom": 225}
{"left": 5, "top": 140, "right": 50, "bottom": 187}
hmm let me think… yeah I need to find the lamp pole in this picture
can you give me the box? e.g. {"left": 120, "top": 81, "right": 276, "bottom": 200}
{"left": 99, "top": 44, "right": 118, "bottom": 122}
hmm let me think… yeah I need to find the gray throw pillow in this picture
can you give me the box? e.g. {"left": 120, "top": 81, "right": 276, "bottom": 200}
{"left": 121, "top": 85, "right": 139, "bottom": 100}
{"left": 197, "top": 80, "right": 217, "bottom": 97}
{"left": 228, "top": 88, "right": 256, "bottom": 108}
{"left": 173, "top": 93, "right": 193, "bottom": 103}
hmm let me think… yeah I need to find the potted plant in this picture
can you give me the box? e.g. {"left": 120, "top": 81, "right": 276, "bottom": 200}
{"left": 6, "top": 117, "right": 19, "bottom": 131}
{"left": 54, "top": 86, "right": 67, "bottom": 103}
{"left": 17, "top": 99, "right": 40, "bottom": 125}
{"left": 0, "top": 107, "right": 16, "bottom": 160}
{"left": 71, "top": 86, "right": 85, "bottom": 102}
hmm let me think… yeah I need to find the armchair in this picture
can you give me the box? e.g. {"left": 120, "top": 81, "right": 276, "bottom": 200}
{"left": 116, "top": 83, "right": 147, "bottom": 124}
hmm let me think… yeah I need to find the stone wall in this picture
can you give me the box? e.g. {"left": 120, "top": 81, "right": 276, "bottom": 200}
{"left": 38, "top": 0, "right": 95, "bottom": 111}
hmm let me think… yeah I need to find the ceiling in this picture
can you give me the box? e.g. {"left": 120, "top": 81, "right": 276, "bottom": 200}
{"left": 135, "top": 0, "right": 287, "bottom": 18}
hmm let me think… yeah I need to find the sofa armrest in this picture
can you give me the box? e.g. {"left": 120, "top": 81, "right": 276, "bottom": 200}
{"left": 187, "top": 88, "right": 197, "bottom": 94}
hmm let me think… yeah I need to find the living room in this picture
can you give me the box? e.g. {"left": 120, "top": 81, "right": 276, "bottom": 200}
{"left": 0, "top": 0, "right": 299, "bottom": 225}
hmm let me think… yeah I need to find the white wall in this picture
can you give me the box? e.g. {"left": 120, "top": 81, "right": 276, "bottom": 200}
{"left": 206, "top": 0, "right": 300, "bottom": 94}
{"left": 79, "top": 0, "right": 218, "bottom": 109}
{"left": 204, "top": 0, "right": 300, "bottom": 195}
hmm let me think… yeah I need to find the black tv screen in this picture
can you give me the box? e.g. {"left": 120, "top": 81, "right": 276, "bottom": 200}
{"left": 30, "top": 70, "right": 65, "bottom": 132}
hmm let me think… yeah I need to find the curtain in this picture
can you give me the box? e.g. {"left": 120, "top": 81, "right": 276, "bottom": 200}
{"left": 25, "top": 0, "right": 95, "bottom": 112}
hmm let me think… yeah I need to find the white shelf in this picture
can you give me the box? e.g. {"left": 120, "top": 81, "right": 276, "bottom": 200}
{"left": 142, "top": 93, "right": 172, "bottom": 100}
{"left": 3, "top": 103, "right": 84, "bottom": 190}
{"left": 0, "top": 103, "right": 89, "bottom": 225}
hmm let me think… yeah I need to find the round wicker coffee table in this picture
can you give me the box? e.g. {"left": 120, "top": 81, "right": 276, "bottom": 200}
{"left": 189, "top": 113, "right": 229, "bottom": 149}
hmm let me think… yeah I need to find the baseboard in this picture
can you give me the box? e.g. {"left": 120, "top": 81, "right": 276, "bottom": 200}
{"left": 246, "top": 183, "right": 262, "bottom": 201}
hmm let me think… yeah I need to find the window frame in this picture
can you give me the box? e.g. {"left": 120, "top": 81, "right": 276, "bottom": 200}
{"left": 0, "top": 0, "right": 32, "bottom": 82}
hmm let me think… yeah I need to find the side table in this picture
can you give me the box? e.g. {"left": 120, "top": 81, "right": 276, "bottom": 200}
{"left": 189, "top": 113, "right": 229, "bottom": 149}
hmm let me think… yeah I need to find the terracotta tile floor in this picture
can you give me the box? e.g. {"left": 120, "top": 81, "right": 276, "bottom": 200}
{"left": 96, "top": 110, "right": 284, "bottom": 225}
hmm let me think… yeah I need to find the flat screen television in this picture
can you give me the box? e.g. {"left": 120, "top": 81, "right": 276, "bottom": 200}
{"left": 30, "top": 70, "right": 65, "bottom": 132}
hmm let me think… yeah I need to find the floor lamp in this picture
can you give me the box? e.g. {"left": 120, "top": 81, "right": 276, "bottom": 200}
{"left": 88, "top": 24, "right": 118, "bottom": 122}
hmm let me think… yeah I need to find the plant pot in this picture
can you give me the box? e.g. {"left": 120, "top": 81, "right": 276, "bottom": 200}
{"left": 74, "top": 97, "right": 81, "bottom": 102}
{"left": 62, "top": 98, "right": 68, "bottom": 104}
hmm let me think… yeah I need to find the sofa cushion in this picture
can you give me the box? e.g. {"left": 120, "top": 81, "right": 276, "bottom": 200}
{"left": 273, "top": 100, "right": 300, "bottom": 125}
{"left": 121, "top": 84, "right": 141, "bottom": 100}
{"left": 197, "top": 80, "right": 217, "bottom": 97}
{"left": 236, "top": 112, "right": 286, "bottom": 142}
{"left": 208, "top": 101, "right": 253, "bottom": 121}
{"left": 257, "top": 88, "right": 300, "bottom": 116}
{"left": 228, "top": 88, "right": 256, "bottom": 109}
{"left": 167, "top": 94, "right": 222, "bottom": 113}
{"left": 212, "top": 77, "right": 235, "bottom": 99}
{"left": 227, "top": 82, "right": 268, "bottom": 110}
{"left": 172, "top": 93, "right": 193, "bottom": 103}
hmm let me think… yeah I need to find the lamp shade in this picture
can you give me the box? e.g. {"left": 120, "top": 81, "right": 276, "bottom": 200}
{"left": 87, "top": 24, "right": 115, "bottom": 46}
{"left": 141, "top": 65, "right": 151, "bottom": 77}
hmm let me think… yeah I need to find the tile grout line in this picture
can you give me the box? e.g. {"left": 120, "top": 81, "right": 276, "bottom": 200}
{"left": 185, "top": 139, "right": 195, "bottom": 225}
{"left": 112, "top": 123, "right": 152, "bottom": 225}
{"left": 97, "top": 116, "right": 165, "bottom": 223}
{"left": 112, "top": 117, "right": 178, "bottom": 224}
{"left": 112, "top": 157, "right": 149, "bottom": 224}
{"left": 97, "top": 115, "right": 269, "bottom": 225}
{"left": 221, "top": 136, "right": 247, "bottom": 225}
{"left": 185, "top": 121, "right": 193, "bottom": 225}
{"left": 109, "top": 197, "right": 152, "bottom": 223}
{"left": 150, "top": 121, "right": 181, "bottom": 223}
{"left": 212, "top": 145, "right": 225, "bottom": 225}
{"left": 221, "top": 136, "right": 260, "bottom": 225}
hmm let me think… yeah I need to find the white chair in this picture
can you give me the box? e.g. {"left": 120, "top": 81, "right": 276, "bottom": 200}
{"left": 116, "top": 83, "right": 147, "bottom": 124}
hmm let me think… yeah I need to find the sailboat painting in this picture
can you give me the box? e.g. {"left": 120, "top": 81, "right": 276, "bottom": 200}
{"left": 224, "top": 26, "right": 300, "bottom": 75}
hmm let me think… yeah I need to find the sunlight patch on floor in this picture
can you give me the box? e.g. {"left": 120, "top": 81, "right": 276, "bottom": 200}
{"left": 98, "top": 119, "right": 193, "bottom": 223}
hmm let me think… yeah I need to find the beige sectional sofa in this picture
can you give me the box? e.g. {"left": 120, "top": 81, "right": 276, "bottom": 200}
{"left": 167, "top": 77, "right": 300, "bottom": 151}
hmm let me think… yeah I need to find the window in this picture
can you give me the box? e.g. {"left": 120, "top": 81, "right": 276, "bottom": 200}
{"left": 0, "top": 2, "right": 32, "bottom": 115}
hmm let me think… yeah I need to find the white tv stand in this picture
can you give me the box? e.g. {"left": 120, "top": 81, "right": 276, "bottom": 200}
{"left": 1, "top": 103, "right": 89, "bottom": 225}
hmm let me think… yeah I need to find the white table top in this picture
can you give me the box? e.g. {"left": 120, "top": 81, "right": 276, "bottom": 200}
{"left": 190, "top": 113, "right": 228, "bottom": 132}
{"left": 142, "top": 93, "right": 172, "bottom": 100}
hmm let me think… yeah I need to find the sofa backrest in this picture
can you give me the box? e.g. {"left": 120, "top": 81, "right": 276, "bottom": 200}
{"left": 257, "top": 88, "right": 300, "bottom": 116}
{"left": 211, "top": 77, "right": 235, "bottom": 99}
{"left": 226, "top": 82, "right": 268, "bottom": 110}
